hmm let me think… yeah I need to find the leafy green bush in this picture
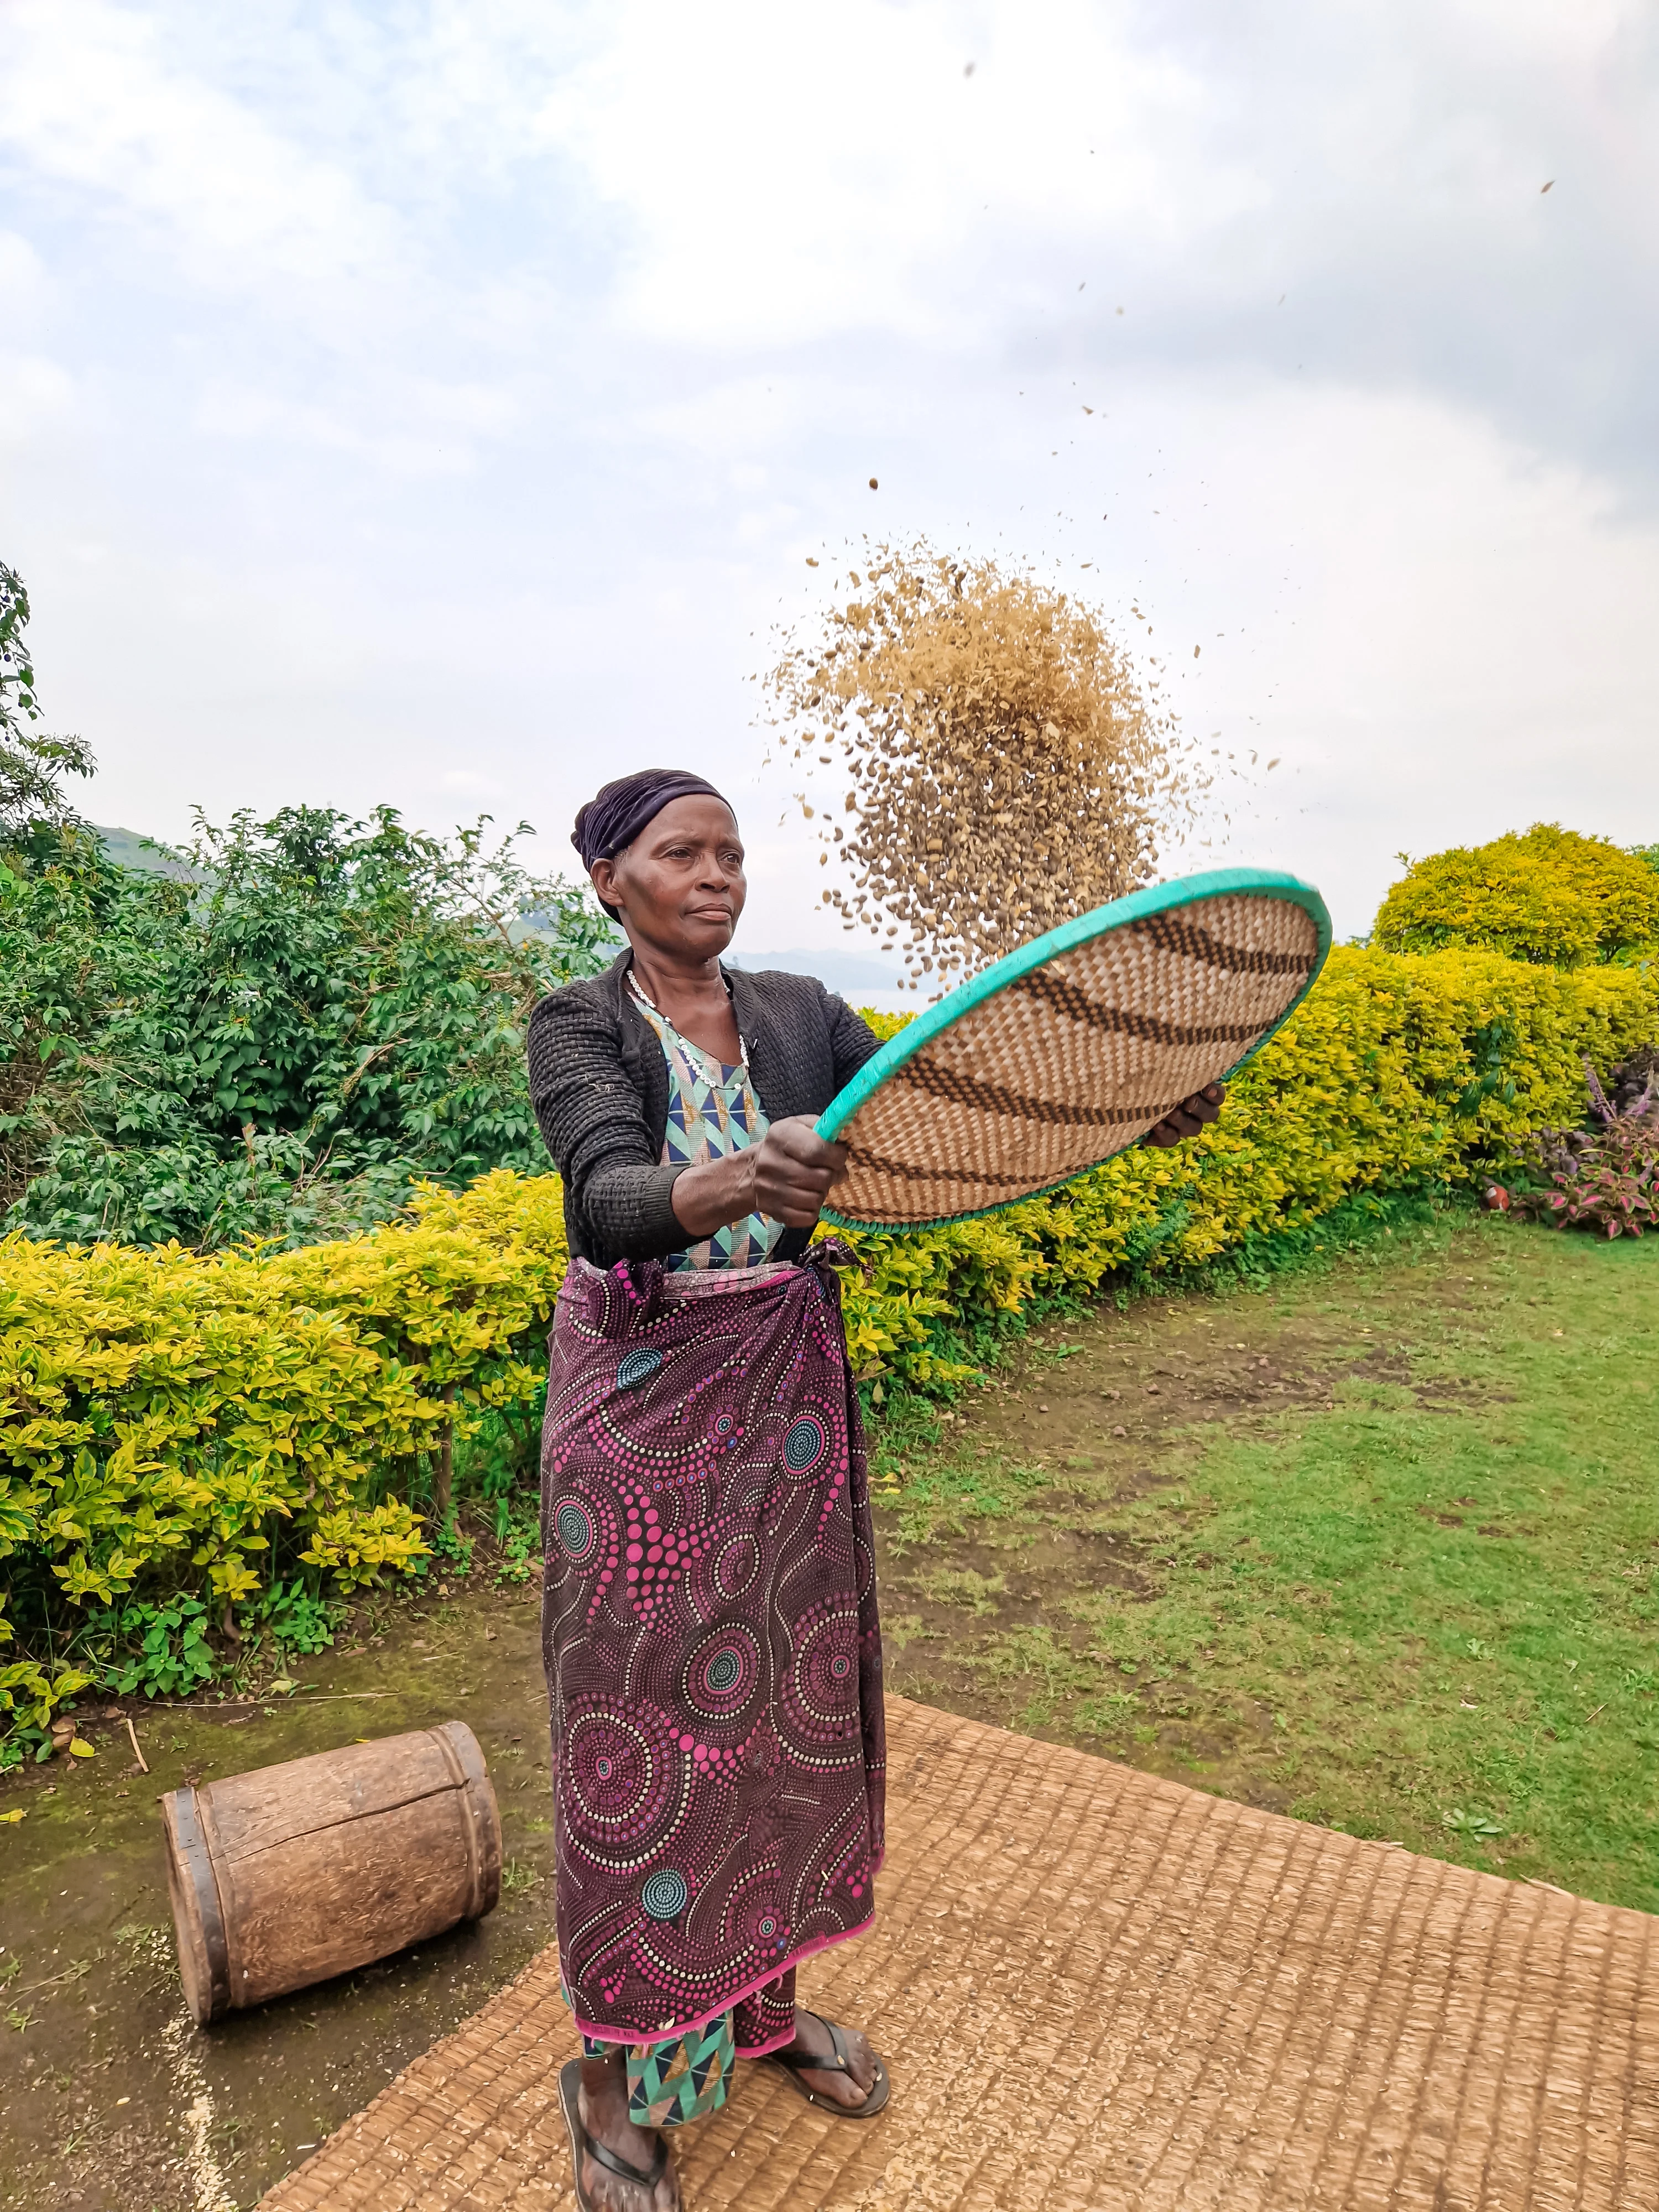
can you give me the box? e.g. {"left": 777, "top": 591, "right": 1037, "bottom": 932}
{"left": 425, "top": 1509, "right": 477, "bottom": 1575}
{"left": 255, "top": 1578, "right": 342, "bottom": 1656}
{"left": 3, "top": 942, "right": 1657, "bottom": 1745}
{"left": 491, "top": 1504, "right": 541, "bottom": 1587}
{"left": 1, "top": 807, "right": 617, "bottom": 1248}
{"left": 98, "top": 1596, "right": 217, "bottom": 1699}
{"left": 1374, "top": 824, "right": 1659, "bottom": 967}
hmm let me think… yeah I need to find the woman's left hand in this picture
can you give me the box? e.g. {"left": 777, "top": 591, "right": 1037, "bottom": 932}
{"left": 1143, "top": 1082, "right": 1227, "bottom": 1149}
{"left": 750, "top": 1116, "right": 851, "bottom": 1225}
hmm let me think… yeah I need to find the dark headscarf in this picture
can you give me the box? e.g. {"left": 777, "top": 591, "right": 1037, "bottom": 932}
{"left": 571, "top": 770, "right": 732, "bottom": 886}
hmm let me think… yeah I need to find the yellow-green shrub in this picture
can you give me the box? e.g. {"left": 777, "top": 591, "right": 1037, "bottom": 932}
{"left": 3, "top": 945, "right": 1656, "bottom": 1714}
{"left": 1374, "top": 825, "right": 1659, "bottom": 966}
{"left": 0, "top": 1171, "right": 570, "bottom": 1669}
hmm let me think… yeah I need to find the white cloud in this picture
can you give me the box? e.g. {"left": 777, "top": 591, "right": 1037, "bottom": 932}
{"left": 0, "top": 0, "right": 408, "bottom": 315}
{"left": 1130, "top": 377, "right": 1659, "bottom": 928}
{"left": 0, "top": 352, "right": 75, "bottom": 446}
{"left": 523, "top": 1, "right": 1229, "bottom": 348}
{"left": 512, "top": 0, "right": 1659, "bottom": 489}
{"left": 0, "top": 0, "right": 1653, "bottom": 957}
{"left": 190, "top": 378, "right": 515, "bottom": 479}
{"left": 0, "top": 228, "right": 50, "bottom": 314}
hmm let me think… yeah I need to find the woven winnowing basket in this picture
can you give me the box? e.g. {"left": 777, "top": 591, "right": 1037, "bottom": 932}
{"left": 820, "top": 871, "right": 1329, "bottom": 1232}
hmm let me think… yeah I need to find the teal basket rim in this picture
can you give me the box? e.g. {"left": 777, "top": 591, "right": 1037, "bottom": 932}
{"left": 817, "top": 865, "right": 1332, "bottom": 1234}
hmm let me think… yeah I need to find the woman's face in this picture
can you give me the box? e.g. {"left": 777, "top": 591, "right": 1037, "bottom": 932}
{"left": 592, "top": 795, "right": 747, "bottom": 961}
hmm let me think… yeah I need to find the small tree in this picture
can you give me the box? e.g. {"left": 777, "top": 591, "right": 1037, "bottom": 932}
{"left": 2, "top": 805, "right": 617, "bottom": 1246}
{"left": 1374, "top": 825, "right": 1659, "bottom": 967}
{"left": 0, "top": 562, "right": 96, "bottom": 857}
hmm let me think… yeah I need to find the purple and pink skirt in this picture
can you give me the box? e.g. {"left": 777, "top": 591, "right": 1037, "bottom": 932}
{"left": 540, "top": 1245, "right": 885, "bottom": 2064}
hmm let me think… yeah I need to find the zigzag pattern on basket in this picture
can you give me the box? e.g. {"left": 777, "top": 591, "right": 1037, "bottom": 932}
{"left": 830, "top": 892, "right": 1321, "bottom": 1229}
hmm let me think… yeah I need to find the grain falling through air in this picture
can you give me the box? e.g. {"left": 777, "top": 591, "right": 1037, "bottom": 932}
{"left": 764, "top": 540, "right": 1212, "bottom": 992}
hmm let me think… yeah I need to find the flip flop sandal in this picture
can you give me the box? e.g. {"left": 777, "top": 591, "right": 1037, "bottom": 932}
{"left": 766, "top": 2010, "right": 891, "bottom": 2119}
{"left": 558, "top": 2059, "right": 671, "bottom": 2212}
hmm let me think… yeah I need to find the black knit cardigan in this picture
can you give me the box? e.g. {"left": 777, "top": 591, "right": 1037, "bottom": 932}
{"left": 526, "top": 950, "right": 883, "bottom": 1267}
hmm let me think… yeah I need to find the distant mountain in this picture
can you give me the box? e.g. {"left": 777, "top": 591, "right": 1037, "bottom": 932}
{"left": 726, "top": 946, "right": 901, "bottom": 996}
{"left": 92, "top": 823, "right": 192, "bottom": 877}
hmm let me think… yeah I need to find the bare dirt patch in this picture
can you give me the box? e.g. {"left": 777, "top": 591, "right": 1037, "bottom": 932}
{"left": 0, "top": 1580, "right": 559, "bottom": 2212}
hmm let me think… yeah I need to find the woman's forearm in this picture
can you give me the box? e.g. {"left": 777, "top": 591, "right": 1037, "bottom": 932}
{"left": 671, "top": 1151, "right": 759, "bottom": 1238}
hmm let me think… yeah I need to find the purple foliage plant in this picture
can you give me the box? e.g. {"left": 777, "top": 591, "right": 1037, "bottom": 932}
{"left": 1519, "top": 1056, "right": 1658, "bottom": 1239}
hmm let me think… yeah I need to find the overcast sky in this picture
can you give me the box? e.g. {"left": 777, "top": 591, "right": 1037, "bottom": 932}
{"left": 3, "top": 0, "right": 1655, "bottom": 951}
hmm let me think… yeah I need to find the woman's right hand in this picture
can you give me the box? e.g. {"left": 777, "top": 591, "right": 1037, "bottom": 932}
{"left": 670, "top": 1117, "right": 849, "bottom": 1238}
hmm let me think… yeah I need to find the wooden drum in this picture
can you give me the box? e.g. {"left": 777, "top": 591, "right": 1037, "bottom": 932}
{"left": 161, "top": 1720, "right": 502, "bottom": 2025}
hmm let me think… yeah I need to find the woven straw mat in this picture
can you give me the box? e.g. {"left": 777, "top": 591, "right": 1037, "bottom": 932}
{"left": 259, "top": 1694, "right": 1658, "bottom": 2212}
{"left": 830, "top": 891, "right": 1320, "bottom": 1229}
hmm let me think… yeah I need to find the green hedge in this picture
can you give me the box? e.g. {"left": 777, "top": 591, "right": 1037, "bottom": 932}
{"left": 3, "top": 942, "right": 1656, "bottom": 1734}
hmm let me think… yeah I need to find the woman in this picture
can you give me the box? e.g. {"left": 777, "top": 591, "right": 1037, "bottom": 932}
{"left": 529, "top": 769, "right": 1223, "bottom": 2212}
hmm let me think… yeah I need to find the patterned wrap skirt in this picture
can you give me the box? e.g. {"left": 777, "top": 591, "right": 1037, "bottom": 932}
{"left": 540, "top": 1244, "right": 886, "bottom": 2091}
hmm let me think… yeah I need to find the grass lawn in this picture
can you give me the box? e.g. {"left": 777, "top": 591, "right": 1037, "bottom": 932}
{"left": 874, "top": 1207, "right": 1659, "bottom": 1913}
